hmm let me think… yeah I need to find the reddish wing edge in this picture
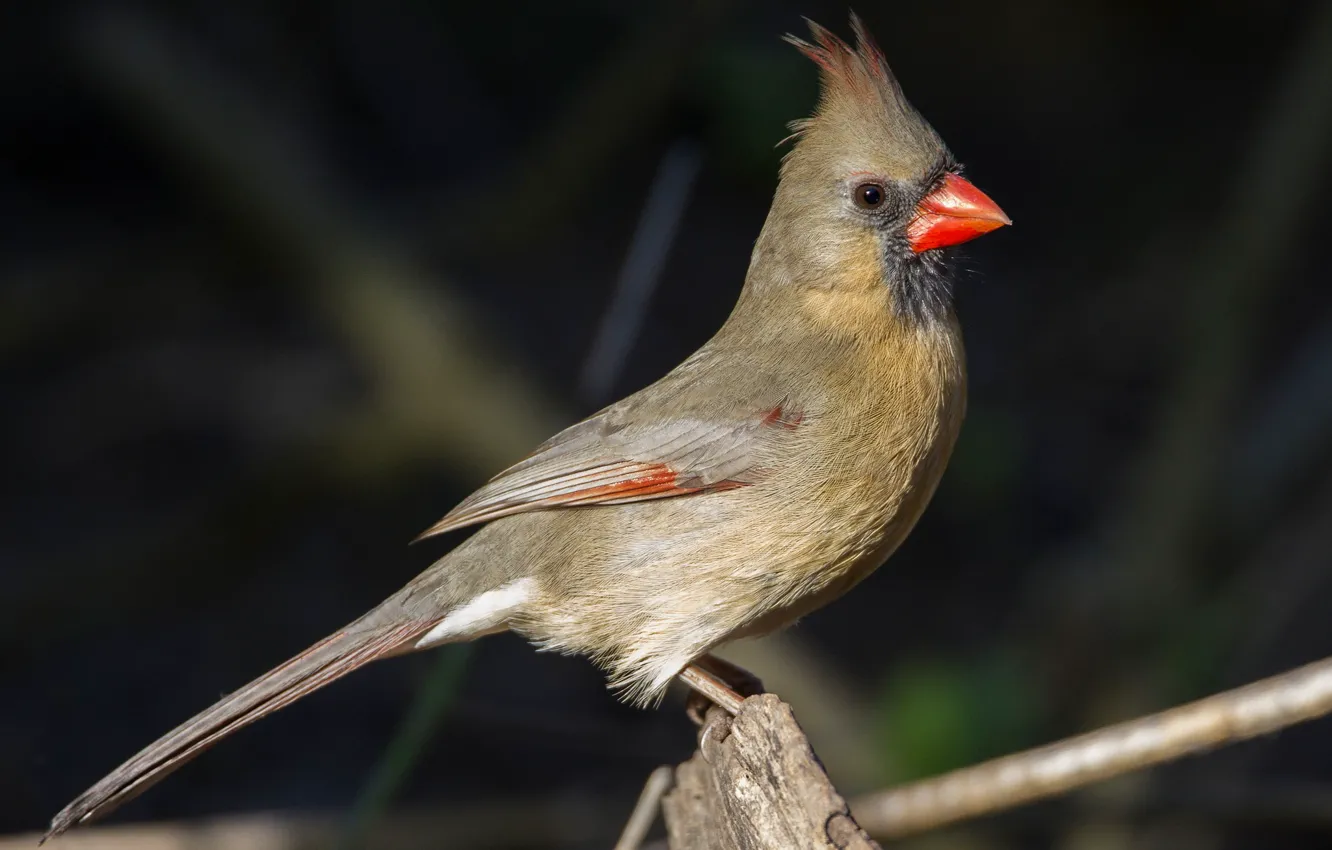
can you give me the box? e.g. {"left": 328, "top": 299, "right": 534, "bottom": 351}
{"left": 414, "top": 401, "right": 803, "bottom": 543}
{"left": 413, "top": 460, "right": 747, "bottom": 543}
{"left": 46, "top": 392, "right": 802, "bottom": 839}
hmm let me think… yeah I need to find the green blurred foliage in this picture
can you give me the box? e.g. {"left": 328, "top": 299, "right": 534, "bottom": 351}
{"left": 876, "top": 649, "right": 1044, "bottom": 782}
{"left": 341, "top": 646, "right": 473, "bottom": 849}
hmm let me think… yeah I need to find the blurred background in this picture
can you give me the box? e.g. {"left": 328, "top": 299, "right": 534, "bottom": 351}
{"left": 4, "top": 1, "right": 1332, "bottom": 848}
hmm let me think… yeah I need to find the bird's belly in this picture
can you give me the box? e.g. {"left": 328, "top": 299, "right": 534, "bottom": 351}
{"left": 728, "top": 413, "right": 962, "bottom": 638}
{"left": 725, "top": 491, "right": 925, "bottom": 640}
{"left": 518, "top": 398, "right": 961, "bottom": 700}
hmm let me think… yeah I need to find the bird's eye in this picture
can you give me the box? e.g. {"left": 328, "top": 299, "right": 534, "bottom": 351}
{"left": 854, "top": 182, "right": 886, "bottom": 210}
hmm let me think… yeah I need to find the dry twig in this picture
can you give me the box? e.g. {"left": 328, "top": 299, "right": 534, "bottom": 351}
{"left": 850, "top": 654, "right": 1332, "bottom": 839}
{"left": 615, "top": 766, "right": 676, "bottom": 850}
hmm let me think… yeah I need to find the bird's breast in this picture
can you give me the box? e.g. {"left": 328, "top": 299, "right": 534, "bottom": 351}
{"left": 747, "top": 320, "right": 967, "bottom": 624}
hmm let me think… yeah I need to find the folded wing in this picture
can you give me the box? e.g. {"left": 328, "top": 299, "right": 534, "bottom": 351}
{"left": 415, "top": 398, "right": 803, "bottom": 541}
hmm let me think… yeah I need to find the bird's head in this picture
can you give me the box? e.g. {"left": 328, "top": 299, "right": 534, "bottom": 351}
{"left": 751, "top": 15, "right": 1009, "bottom": 327}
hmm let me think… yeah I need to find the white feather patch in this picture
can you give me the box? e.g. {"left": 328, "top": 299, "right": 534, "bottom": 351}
{"left": 645, "top": 651, "right": 696, "bottom": 696}
{"left": 415, "top": 577, "right": 534, "bottom": 649}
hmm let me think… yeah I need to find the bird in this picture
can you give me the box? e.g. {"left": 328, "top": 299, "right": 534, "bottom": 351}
{"left": 46, "top": 14, "right": 1009, "bottom": 841}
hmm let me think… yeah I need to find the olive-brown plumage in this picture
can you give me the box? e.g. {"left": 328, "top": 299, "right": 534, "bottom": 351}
{"left": 47, "top": 15, "right": 1008, "bottom": 841}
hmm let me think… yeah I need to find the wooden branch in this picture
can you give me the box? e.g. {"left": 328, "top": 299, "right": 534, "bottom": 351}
{"left": 715, "top": 636, "right": 885, "bottom": 791}
{"left": 17, "top": 799, "right": 621, "bottom": 849}
{"left": 616, "top": 766, "right": 676, "bottom": 850}
{"left": 850, "top": 654, "right": 1332, "bottom": 839}
{"left": 662, "top": 697, "right": 880, "bottom": 850}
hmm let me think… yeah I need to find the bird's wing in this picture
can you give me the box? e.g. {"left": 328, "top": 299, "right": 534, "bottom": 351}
{"left": 414, "top": 395, "right": 803, "bottom": 541}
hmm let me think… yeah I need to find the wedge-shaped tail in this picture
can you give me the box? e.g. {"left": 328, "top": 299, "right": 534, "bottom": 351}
{"left": 44, "top": 617, "right": 437, "bottom": 843}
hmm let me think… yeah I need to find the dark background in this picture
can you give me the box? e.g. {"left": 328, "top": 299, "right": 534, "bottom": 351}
{"left": 5, "top": 1, "right": 1332, "bottom": 848}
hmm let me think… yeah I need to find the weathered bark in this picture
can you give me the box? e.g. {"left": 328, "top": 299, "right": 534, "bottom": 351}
{"left": 662, "top": 696, "right": 880, "bottom": 850}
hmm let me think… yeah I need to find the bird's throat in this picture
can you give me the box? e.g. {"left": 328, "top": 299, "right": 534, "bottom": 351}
{"left": 884, "top": 244, "right": 954, "bottom": 327}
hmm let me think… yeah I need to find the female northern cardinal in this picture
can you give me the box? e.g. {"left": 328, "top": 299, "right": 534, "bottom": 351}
{"left": 47, "top": 14, "right": 1008, "bottom": 840}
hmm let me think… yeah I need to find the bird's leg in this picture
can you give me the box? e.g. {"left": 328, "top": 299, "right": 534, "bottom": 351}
{"left": 679, "top": 653, "right": 765, "bottom": 725}
{"left": 696, "top": 653, "right": 765, "bottom": 696}
{"left": 680, "top": 664, "right": 744, "bottom": 720}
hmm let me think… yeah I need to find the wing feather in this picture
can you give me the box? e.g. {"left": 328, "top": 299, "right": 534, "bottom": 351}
{"left": 414, "top": 400, "right": 801, "bottom": 541}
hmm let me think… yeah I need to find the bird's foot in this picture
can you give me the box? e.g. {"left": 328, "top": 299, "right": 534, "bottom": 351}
{"left": 679, "top": 654, "right": 765, "bottom": 725}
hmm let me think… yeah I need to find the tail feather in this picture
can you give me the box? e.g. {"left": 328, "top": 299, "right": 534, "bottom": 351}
{"left": 44, "top": 618, "right": 437, "bottom": 843}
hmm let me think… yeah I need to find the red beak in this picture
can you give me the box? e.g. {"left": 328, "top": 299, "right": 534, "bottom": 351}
{"left": 905, "top": 173, "right": 1011, "bottom": 253}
